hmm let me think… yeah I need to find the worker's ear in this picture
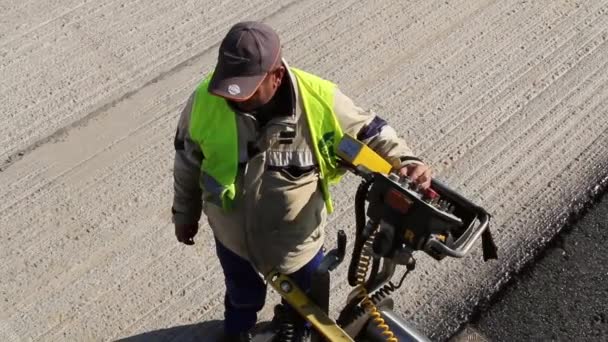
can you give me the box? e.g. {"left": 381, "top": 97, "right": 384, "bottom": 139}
{"left": 273, "top": 66, "right": 286, "bottom": 88}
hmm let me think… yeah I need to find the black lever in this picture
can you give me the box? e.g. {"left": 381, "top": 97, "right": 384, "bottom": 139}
{"left": 311, "top": 230, "right": 348, "bottom": 317}
{"left": 334, "top": 229, "right": 347, "bottom": 269}
{"left": 318, "top": 230, "right": 347, "bottom": 273}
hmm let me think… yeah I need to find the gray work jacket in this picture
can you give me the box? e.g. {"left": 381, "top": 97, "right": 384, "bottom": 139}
{"left": 172, "top": 60, "right": 423, "bottom": 274}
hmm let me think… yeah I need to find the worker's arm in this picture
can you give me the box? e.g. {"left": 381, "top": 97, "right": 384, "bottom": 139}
{"left": 172, "top": 93, "right": 204, "bottom": 227}
{"left": 333, "top": 88, "right": 432, "bottom": 188}
{"left": 333, "top": 88, "right": 425, "bottom": 169}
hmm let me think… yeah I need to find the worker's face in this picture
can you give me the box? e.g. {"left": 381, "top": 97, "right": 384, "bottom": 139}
{"left": 233, "top": 65, "right": 285, "bottom": 112}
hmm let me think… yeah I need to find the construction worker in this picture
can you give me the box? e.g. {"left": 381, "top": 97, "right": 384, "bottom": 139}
{"left": 171, "top": 21, "right": 432, "bottom": 342}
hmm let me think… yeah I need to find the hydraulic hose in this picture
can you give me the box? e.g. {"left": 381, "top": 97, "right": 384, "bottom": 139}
{"left": 354, "top": 233, "right": 398, "bottom": 342}
{"left": 348, "top": 178, "right": 374, "bottom": 286}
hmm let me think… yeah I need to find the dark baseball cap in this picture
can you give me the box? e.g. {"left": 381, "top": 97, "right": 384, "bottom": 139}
{"left": 208, "top": 21, "right": 281, "bottom": 101}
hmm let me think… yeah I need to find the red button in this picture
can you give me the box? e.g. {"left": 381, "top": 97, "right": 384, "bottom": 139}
{"left": 424, "top": 188, "right": 439, "bottom": 200}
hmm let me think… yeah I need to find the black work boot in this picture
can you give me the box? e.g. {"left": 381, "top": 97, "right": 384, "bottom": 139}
{"left": 222, "top": 331, "right": 253, "bottom": 342}
{"left": 272, "top": 304, "right": 311, "bottom": 342}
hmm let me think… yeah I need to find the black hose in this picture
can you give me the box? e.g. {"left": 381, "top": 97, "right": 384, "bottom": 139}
{"left": 348, "top": 177, "right": 374, "bottom": 286}
{"left": 338, "top": 267, "right": 414, "bottom": 329}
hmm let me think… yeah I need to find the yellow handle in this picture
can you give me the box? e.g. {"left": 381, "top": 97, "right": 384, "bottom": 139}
{"left": 266, "top": 272, "right": 355, "bottom": 342}
{"left": 336, "top": 134, "right": 393, "bottom": 174}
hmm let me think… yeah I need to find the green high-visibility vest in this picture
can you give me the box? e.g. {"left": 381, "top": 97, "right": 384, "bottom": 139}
{"left": 189, "top": 67, "right": 344, "bottom": 213}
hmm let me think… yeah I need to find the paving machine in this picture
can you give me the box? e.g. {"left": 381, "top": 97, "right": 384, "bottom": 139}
{"left": 266, "top": 134, "right": 498, "bottom": 342}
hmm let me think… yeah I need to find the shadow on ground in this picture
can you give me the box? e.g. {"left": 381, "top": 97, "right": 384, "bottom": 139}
{"left": 116, "top": 320, "right": 274, "bottom": 342}
{"left": 115, "top": 320, "right": 223, "bottom": 342}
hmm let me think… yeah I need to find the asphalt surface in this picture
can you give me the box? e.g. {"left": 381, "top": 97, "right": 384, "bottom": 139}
{"left": 452, "top": 178, "right": 608, "bottom": 341}
{"left": 2, "top": 1, "right": 608, "bottom": 341}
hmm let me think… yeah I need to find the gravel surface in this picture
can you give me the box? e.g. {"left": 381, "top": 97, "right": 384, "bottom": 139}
{"left": 456, "top": 191, "right": 608, "bottom": 342}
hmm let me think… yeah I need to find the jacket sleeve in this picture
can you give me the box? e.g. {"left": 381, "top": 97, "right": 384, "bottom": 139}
{"left": 333, "top": 88, "right": 425, "bottom": 169}
{"left": 172, "top": 93, "right": 204, "bottom": 225}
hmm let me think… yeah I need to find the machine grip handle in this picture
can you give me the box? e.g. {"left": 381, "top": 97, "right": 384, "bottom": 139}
{"left": 424, "top": 179, "right": 493, "bottom": 258}
{"left": 425, "top": 209, "right": 490, "bottom": 258}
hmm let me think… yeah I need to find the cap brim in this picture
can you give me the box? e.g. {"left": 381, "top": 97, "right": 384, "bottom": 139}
{"left": 208, "top": 71, "right": 266, "bottom": 101}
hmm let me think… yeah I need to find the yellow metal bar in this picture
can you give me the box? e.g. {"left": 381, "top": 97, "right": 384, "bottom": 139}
{"left": 266, "top": 272, "right": 355, "bottom": 342}
{"left": 336, "top": 134, "right": 393, "bottom": 175}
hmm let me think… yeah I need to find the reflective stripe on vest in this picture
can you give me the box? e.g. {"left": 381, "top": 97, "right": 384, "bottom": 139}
{"left": 189, "top": 68, "right": 344, "bottom": 213}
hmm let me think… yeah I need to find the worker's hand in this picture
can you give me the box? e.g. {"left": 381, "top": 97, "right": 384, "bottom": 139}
{"left": 399, "top": 163, "right": 432, "bottom": 190}
{"left": 175, "top": 223, "right": 199, "bottom": 245}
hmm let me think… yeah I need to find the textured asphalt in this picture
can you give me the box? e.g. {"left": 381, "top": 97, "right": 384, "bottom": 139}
{"left": 452, "top": 179, "right": 608, "bottom": 342}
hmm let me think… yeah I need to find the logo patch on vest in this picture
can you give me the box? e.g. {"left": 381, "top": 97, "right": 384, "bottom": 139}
{"left": 228, "top": 84, "right": 241, "bottom": 95}
{"left": 318, "top": 131, "right": 337, "bottom": 160}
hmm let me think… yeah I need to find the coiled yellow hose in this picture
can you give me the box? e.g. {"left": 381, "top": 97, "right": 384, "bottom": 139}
{"left": 355, "top": 235, "right": 398, "bottom": 342}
